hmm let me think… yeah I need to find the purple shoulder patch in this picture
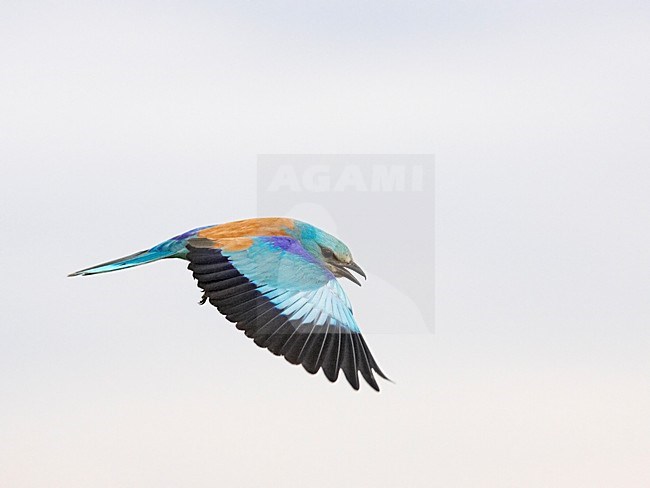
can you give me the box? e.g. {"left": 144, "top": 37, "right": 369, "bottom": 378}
{"left": 262, "top": 236, "right": 317, "bottom": 263}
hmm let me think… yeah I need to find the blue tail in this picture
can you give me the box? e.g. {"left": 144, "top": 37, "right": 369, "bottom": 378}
{"left": 68, "top": 240, "right": 185, "bottom": 277}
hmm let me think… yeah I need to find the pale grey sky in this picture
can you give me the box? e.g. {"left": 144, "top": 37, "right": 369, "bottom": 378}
{"left": 1, "top": 1, "right": 649, "bottom": 487}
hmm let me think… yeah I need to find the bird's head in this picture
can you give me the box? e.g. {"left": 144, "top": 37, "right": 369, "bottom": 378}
{"left": 291, "top": 221, "right": 366, "bottom": 286}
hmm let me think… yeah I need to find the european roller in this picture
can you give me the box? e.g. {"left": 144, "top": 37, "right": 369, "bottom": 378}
{"left": 69, "top": 218, "right": 389, "bottom": 391}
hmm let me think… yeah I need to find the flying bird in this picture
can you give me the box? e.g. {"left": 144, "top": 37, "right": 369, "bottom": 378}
{"left": 69, "top": 217, "right": 389, "bottom": 391}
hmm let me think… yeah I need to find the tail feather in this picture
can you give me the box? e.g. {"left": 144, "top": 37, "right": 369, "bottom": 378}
{"left": 68, "top": 248, "right": 173, "bottom": 277}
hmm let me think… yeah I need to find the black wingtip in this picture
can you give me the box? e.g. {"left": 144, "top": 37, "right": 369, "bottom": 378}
{"left": 376, "top": 371, "right": 394, "bottom": 384}
{"left": 371, "top": 365, "right": 392, "bottom": 383}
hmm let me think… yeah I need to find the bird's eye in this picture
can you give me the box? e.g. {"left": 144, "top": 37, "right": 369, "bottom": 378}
{"left": 320, "top": 246, "right": 335, "bottom": 259}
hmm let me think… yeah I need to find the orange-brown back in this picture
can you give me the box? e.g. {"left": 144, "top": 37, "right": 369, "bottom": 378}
{"left": 197, "top": 218, "right": 295, "bottom": 247}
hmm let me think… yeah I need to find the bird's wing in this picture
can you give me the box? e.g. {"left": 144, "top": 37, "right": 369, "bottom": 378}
{"left": 185, "top": 236, "right": 388, "bottom": 391}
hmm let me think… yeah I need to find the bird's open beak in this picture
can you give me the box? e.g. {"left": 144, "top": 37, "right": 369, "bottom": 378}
{"left": 346, "top": 261, "right": 366, "bottom": 280}
{"left": 334, "top": 261, "right": 366, "bottom": 286}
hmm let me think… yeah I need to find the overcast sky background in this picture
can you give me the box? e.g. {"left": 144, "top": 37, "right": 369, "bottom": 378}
{"left": 1, "top": 1, "right": 649, "bottom": 487}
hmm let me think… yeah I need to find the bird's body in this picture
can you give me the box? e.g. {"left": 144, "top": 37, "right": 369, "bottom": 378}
{"left": 70, "top": 217, "right": 389, "bottom": 391}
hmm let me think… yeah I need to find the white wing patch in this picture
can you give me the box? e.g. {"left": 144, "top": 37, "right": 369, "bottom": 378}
{"left": 265, "top": 279, "right": 359, "bottom": 333}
